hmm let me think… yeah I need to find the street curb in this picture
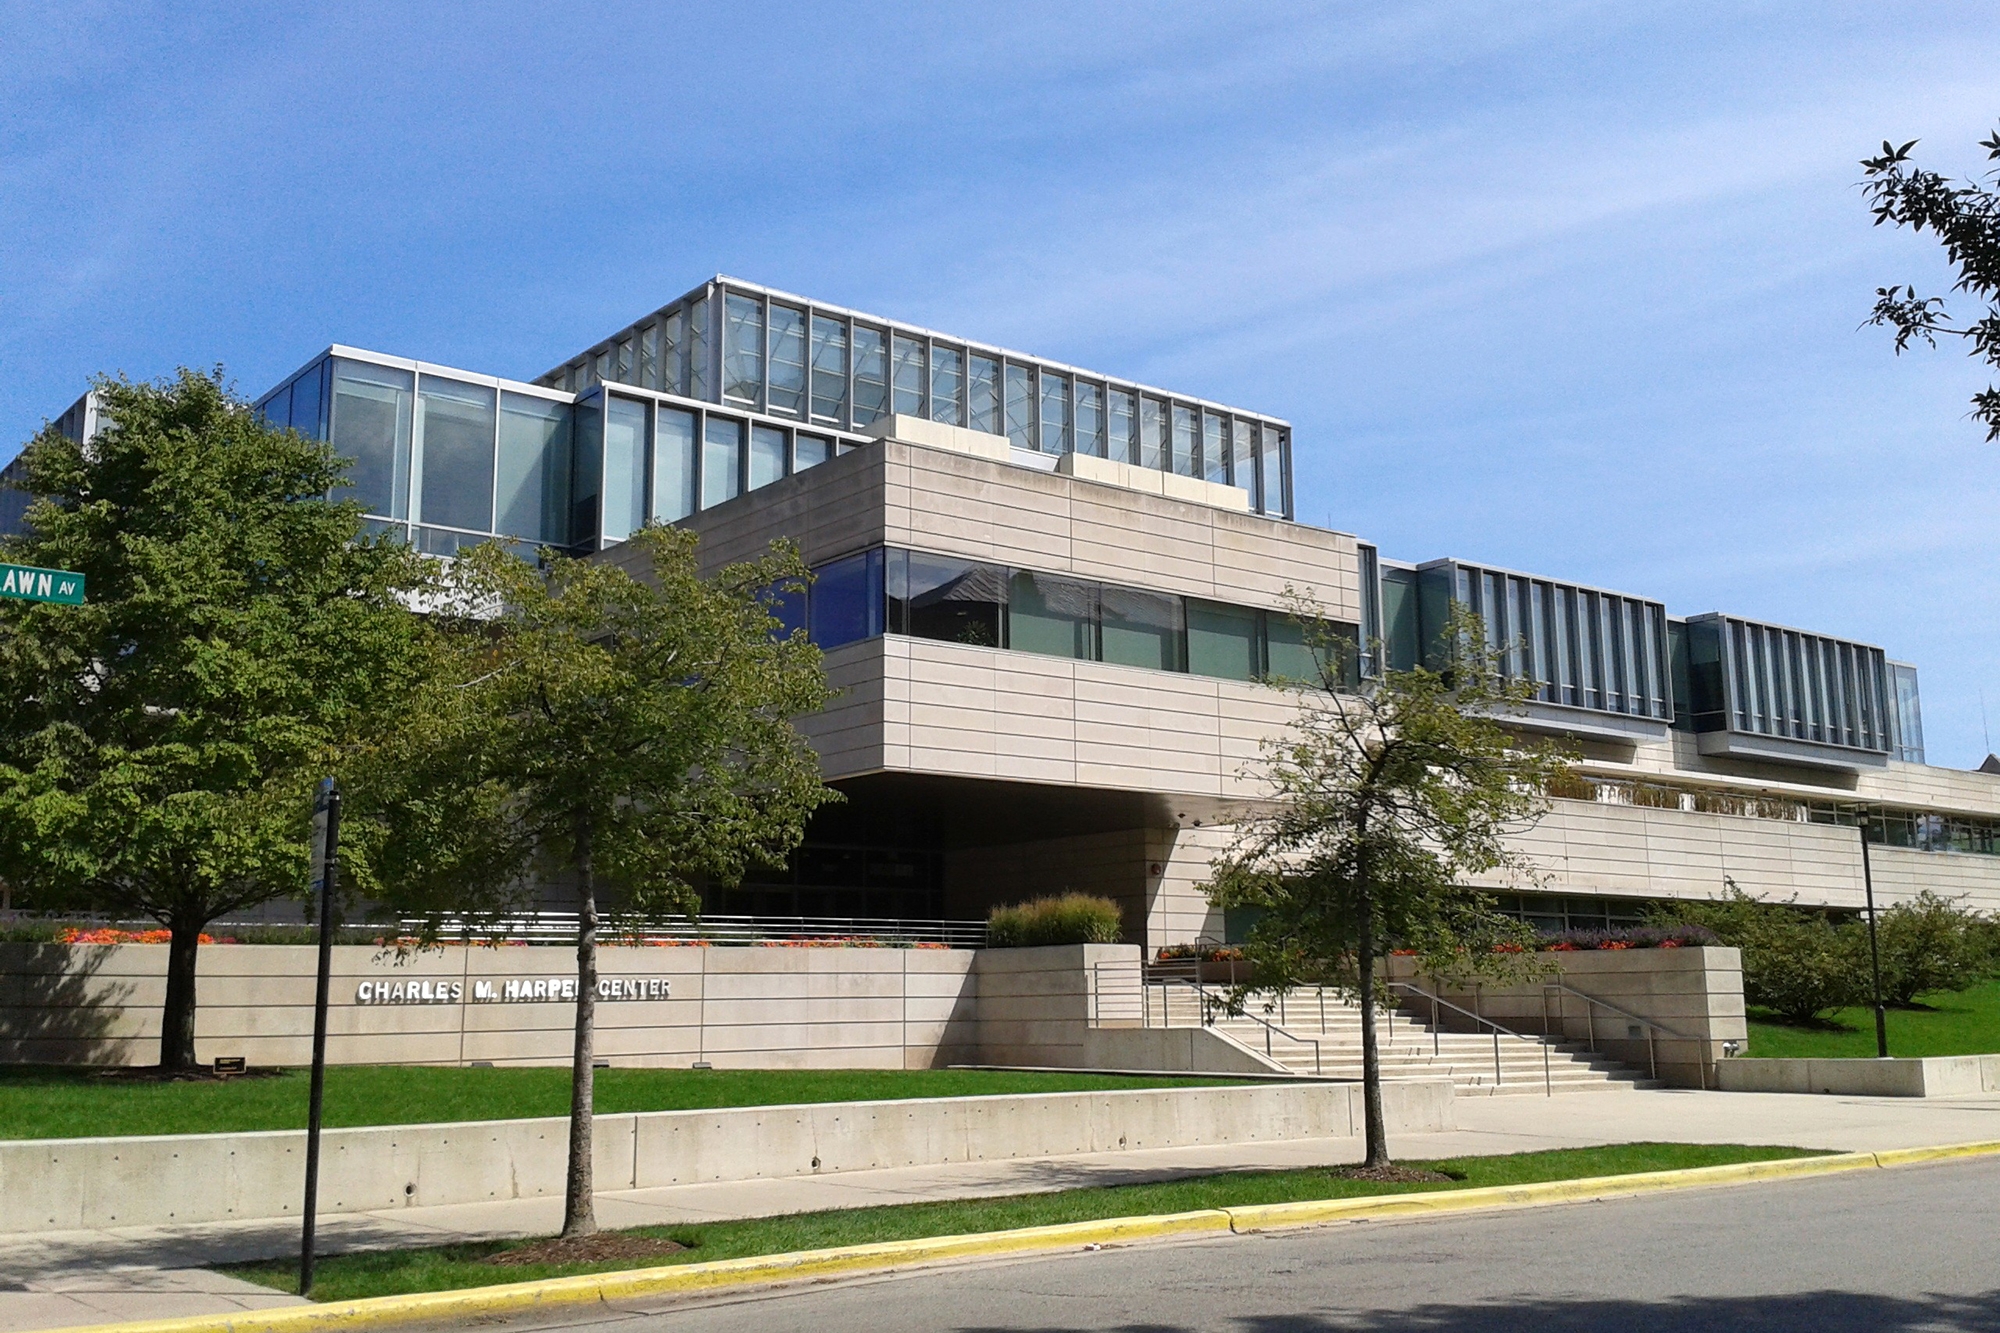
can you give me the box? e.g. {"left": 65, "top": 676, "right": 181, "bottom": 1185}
{"left": 50, "top": 1140, "right": 2000, "bottom": 1333}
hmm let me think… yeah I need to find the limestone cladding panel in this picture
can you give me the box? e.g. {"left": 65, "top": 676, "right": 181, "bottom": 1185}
{"left": 1461, "top": 799, "right": 1873, "bottom": 908}
{"left": 670, "top": 445, "right": 891, "bottom": 572}
{"left": 0, "top": 943, "right": 979, "bottom": 1070}
{"left": 1144, "top": 825, "right": 1235, "bottom": 949}
{"left": 879, "top": 442, "right": 1359, "bottom": 615}
{"left": 881, "top": 636, "right": 1304, "bottom": 799}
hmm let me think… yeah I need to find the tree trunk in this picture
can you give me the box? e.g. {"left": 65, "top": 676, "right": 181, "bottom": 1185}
{"left": 159, "top": 904, "right": 204, "bottom": 1071}
{"left": 1356, "top": 879, "right": 1388, "bottom": 1168}
{"left": 561, "top": 816, "right": 599, "bottom": 1239}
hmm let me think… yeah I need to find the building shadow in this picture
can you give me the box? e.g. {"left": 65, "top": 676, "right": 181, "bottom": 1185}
{"left": 0, "top": 942, "right": 134, "bottom": 1064}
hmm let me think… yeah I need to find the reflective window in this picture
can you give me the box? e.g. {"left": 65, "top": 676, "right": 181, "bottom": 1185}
{"left": 497, "top": 392, "right": 572, "bottom": 545}
{"left": 969, "top": 355, "right": 1001, "bottom": 434}
{"left": 809, "top": 549, "right": 884, "bottom": 649}
{"left": 1259, "top": 427, "right": 1287, "bottom": 516}
{"left": 1039, "top": 373, "right": 1071, "bottom": 455}
{"left": 1108, "top": 390, "right": 1136, "bottom": 465}
{"left": 612, "top": 337, "right": 633, "bottom": 384}
{"left": 764, "top": 579, "right": 807, "bottom": 641}
{"left": 810, "top": 316, "right": 848, "bottom": 424}
{"left": 1004, "top": 363, "right": 1035, "bottom": 451}
{"left": 750, "top": 424, "right": 786, "bottom": 490}
{"left": 768, "top": 304, "right": 807, "bottom": 417}
{"left": 637, "top": 323, "right": 659, "bottom": 390}
{"left": 1202, "top": 412, "right": 1226, "bottom": 485}
{"left": 290, "top": 363, "right": 326, "bottom": 439}
{"left": 262, "top": 381, "right": 292, "bottom": 429}
{"left": 1101, "top": 586, "right": 1184, "bottom": 671}
{"left": 930, "top": 345, "right": 964, "bottom": 426}
{"left": 1171, "top": 404, "right": 1197, "bottom": 477}
{"left": 889, "top": 550, "right": 1003, "bottom": 647}
{"left": 1265, "top": 614, "right": 1322, "bottom": 684}
{"left": 653, "top": 406, "right": 696, "bottom": 523}
{"left": 571, "top": 396, "right": 601, "bottom": 544}
{"left": 1076, "top": 382, "right": 1105, "bottom": 458}
{"left": 1229, "top": 419, "right": 1253, "bottom": 494}
{"left": 702, "top": 415, "right": 743, "bottom": 509}
{"left": 417, "top": 376, "right": 496, "bottom": 533}
{"left": 686, "top": 297, "right": 710, "bottom": 400}
{"left": 1009, "top": 570, "right": 1095, "bottom": 659}
{"left": 794, "top": 432, "right": 831, "bottom": 472}
{"left": 1139, "top": 397, "right": 1166, "bottom": 470}
{"left": 601, "top": 395, "right": 650, "bottom": 543}
{"left": 852, "top": 327, "right": 888, "bottom": 426}
{"left": 330, "top": 359, "right": 413, "bottom": 520}
{"left": 722, "top": 294, "right": 764, "bottom": 407}
{"left": 660, "top": 309, "right": 685, "bottom": 396}
{"left": 1188, "top": 600, "right": 1259, "bottom": 681}
{"left": 891, "top": 336, "right": 926, "bottom": 417}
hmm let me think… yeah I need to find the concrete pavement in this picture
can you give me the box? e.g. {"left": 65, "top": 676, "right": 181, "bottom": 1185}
{"left": 5, "top": 1086, "right": 2000, "bottom": 1332}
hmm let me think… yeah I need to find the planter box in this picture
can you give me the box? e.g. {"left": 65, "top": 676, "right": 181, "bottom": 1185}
{"left": 1717, "top": 1055, "right": 2000, "bottom": 1098}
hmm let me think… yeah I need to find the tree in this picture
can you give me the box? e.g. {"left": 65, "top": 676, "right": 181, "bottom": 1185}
{"left": 373, "top": 525, "right": 836, "bottom": 1238}
{"left": 1861, "top": 126, "right": 2000, "bottom": 440}
{"left": 1205, "top": 604, "right": 1572, "bottom": 1169}
{"left": 1875, "top": 891, "right": 1993, "bottom": 1006}
{"left": 0, "top": 370, "right": 437, "bottom": 1069}
{"left": 1658, "top": 884, "right": 1864, "bottom": 1024}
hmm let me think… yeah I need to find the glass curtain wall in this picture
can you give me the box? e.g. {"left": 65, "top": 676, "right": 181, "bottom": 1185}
{"left": 329, "top": 359, "right": 413, "bottom": 521}
{"left": 702, "top": 415, "right": 743, "bottom": 509}
{"left": 600, "top": 396, "right": 651, "bottom": 543}
{"left": 416, "top": 377, "right": 496, "bottom": 535}
{"left": 654, "top": 406, "right": 696, "bottom": 523}
{"left": 545, "top": 281, "right": 1297, "bottom": 519}
{"left": 1685, "top": 614, "right": 1893, "bottom": 754}
{"left": 496, "top": 392, "right": 572, "bottom": 545}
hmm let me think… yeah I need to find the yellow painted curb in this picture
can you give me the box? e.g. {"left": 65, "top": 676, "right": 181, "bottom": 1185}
{"left": 48, "top": 1140, "right": 2000, "bottom": 1333}
{"left": 1220, "top": 1149, "right": 1880, "bottom": 1232}
{"left": 1870, "top": 1139, "right": 2000, "bottom": 1169}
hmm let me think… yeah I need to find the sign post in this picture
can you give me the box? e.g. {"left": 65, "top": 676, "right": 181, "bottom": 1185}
{"left": 0, "top": 563, "right": 84, "bottom": 606}
{"left": 299, "top": 777, "right": 341, "bottom": 1298}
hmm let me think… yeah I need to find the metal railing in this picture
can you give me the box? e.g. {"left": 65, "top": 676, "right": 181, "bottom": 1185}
{"left": 1541, "top": 980, "right": 1707, "bottom": 1088}
{"left": 1152, "top": 977, "right": 1323, "bottom": 1074}
{"left": 400, "top": 911, "right": 990, "bottom": 948}
{"left": 1388, "top": 980, "right": 1553, "bottom": 1096}
{"left": 1090, "top": 957, "right": 1145, "bottom": 1025}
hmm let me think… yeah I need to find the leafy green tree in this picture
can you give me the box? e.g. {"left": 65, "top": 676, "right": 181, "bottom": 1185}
{"left": 1876, "top": 891, "right": 1993, "bottom": 1005}
{"left": 1205, "top": 604, "right": 1572, "bottom": 1169}
{"left": 1862, "top": 126, "right": 2000, "bottom": 440}
{"left": 0, "top": 370, "right": 437, "bottom": 1069}
{"left": 1658, "top": 884, "right": 1864, "bottom": 1024}
{"left": 372, "top": 526, "right": 836, "bottom": 1238}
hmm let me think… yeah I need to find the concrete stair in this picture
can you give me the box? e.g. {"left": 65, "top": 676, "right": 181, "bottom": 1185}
{"left": 1145, "top": 984, "right": 1657, "bottom": 1095}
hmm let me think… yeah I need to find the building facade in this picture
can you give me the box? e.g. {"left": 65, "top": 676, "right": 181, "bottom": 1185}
{"left": 25, "top": 275, "right": 2000, "bottom": 948}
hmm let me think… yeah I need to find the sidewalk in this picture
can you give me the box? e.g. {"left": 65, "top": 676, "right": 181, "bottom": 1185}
{"left": 6, "top": 1087, "right": 1999, "bottom": 1333}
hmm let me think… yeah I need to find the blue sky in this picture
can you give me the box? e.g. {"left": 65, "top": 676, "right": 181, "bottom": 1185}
{"left": 3, "top": 2, "right": 1997, "bottom": 764}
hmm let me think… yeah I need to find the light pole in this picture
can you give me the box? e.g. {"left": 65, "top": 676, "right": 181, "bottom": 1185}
{"left": 1856, "top": 814, "right": 1889, "bottom": 1059}
{"left": 300, "top": 777, "right": 341, "bottom": 1297}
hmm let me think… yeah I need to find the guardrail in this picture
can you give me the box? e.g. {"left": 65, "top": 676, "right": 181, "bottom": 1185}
{"left": 1388, "top": 980, "right": 1553, "bottom": 1096}
{"left": 1540, "top": 979, "right": 1708, "bottom": 1088}
{"left": 1147, "top": 976, "right": 1323, "bottom": 1074}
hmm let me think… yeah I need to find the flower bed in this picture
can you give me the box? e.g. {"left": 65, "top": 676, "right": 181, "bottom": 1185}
{"left": 1154, "top": 944, "right": 1246, "bottom": 963}
{"left": 1536, "top": 925, "right": 1719, "bottom": 952}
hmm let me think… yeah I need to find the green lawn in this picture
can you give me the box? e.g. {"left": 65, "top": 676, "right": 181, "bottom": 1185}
{"left": 0, "top": 1066, "right": 1251, "bottom": 1142}
{"left": 223, "top": 1142, "right": 1824, "bottom": 1302}
{"left": 1747, "top": 977, "right": 2000, "bottom": 1059}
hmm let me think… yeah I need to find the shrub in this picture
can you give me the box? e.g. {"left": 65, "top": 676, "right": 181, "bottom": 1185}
{"left": 1655, "top": 887, "right": 1865, "bottom": 1023}
{"left": 987, "top": 894, "right": 1123, "bottom": 948}
{"left": 1875, "top": 892, "right": 1994, "bottom": 1004}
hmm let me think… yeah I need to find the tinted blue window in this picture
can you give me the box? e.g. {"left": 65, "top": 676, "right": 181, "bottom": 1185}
{"left": 809, "top": 549, "right": 884, "bottom": 649}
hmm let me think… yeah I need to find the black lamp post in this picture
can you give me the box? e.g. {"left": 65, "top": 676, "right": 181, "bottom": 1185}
{"left": 1856, "top": 814, "right": 1888, "bottom": 1059}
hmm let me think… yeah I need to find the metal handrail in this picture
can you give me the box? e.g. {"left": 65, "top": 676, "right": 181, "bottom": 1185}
{"left": 1540, "top": 980, "right": 1707, "bottom": 1089}
{"left": 1161, "top": 977, "right": 1322, "bottom": 1075}
{"left": 1389, "top": 980, "right": 1552, "bottom": 1096}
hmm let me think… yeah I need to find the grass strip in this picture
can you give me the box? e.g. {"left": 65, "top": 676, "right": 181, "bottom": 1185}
{"left": 0, "top": 1065, "right": 1254, "bottom": 1142}
{"left": 1747, "top": 978, "right": 2000, "bottom": 1060}
{"left": 223, "top": 1142, "right": 1824, "bottom": 1302}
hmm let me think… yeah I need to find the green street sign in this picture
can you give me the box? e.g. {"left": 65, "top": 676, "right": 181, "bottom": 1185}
{"left": 0, "top": 563, "right": 84, "bottom": 605}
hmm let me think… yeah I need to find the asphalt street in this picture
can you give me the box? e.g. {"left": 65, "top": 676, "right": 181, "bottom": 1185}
{"left": 475, "top": 1156, "right": 2000, "bottom": 1333}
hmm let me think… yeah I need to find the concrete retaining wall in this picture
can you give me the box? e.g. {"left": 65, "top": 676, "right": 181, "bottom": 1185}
{"left": 1385, "top": 947, "right": 1748, "bottom": 1088}
{"left": 0, "top": 1079, "right": 1454, "bottom": 1233}
{"left": 1716, "top": 1054, "right": 2000, "bottom": 1097}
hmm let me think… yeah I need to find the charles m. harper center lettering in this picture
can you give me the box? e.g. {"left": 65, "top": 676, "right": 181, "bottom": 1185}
{"left": 355, "top": 976, "right": 672, "bottom": 1003}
